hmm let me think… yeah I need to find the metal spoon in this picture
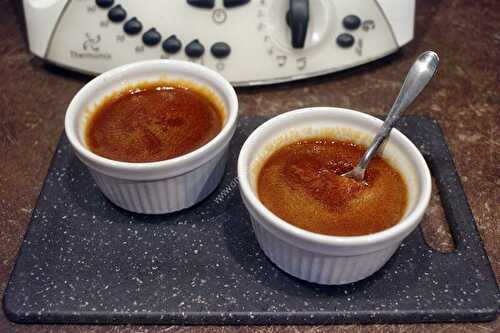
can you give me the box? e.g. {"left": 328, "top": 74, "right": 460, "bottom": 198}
{"left": 342, "top": 51, "right": 440, "bottom": 182}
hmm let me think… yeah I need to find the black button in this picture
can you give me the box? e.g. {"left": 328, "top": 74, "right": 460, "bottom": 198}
{"left": 108, "top": 5, "right": 126, "bottom": 22}
{"left": 187, "top": 0, "right": 214, "bottom": 9}
{"left": 162, "top": 35, "right": 182, "bottom": 54}
{"left": 224, "top": 0, "right": 250, "bottom": 8}
{"left": 343, "top": 15, "right": 361, "bottom": 30}
{"left": 336, "top": 33, "right": 355, "bottom": 48}
{"left": 185, "top": 39, "right": 205, "bottom": 58}
{"left": 210, "top": 42, "right": 231, "bottom": 58}
{"left": 142, "top": 28, "right": 162, "bottom": 46}
{"left": 96, "top": 0, "right": 114, "bottom": 8}
{"left": 123, "top": 17, "right": 142, "bottom": 35}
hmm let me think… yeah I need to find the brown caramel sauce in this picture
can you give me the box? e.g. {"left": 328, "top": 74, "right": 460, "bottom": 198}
{"left": 85, "top": 80, "right": 224, "bottom": 163}
{"left": 257, "top": 139, "right": 408, "bottom": 236}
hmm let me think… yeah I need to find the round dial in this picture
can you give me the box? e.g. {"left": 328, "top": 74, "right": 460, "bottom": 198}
{"left": 266, "top": 0, "right": 334, "bottom": 53}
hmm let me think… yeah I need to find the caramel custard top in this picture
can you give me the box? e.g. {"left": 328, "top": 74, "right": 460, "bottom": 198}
{"left": 85, "top": 81, "right": 224, "bottom": 163}
{"left": 257, "top": 139, "right": 408, "bottom": 236}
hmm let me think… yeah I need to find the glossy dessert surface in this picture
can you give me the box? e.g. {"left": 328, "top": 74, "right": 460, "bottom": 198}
{"left": 85, "top": 81, "right": 224, "bottom": 163}
{"left": 258, "top": 138, "right": 408, "bottom": 236}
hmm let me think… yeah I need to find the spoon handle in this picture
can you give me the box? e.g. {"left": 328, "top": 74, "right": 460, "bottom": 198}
{"left": 354, "top": 51, "right": 440, "bottom": 173}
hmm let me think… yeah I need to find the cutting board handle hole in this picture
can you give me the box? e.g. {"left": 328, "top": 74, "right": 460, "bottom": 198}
{"left": 419, "top": 172, "right": 457, "bottom": 253}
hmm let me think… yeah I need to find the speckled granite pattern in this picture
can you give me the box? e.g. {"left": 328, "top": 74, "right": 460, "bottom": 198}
{"left": 0, "top": 0, "right": 498, "bottom": 332}
{"left": 3, "top": 116, "right": 497, "bottom": 325}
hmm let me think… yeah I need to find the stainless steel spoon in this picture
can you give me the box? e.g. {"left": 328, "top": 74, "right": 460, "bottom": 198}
{"left": 342, "top": 51, "right": 440, "bottom": 182}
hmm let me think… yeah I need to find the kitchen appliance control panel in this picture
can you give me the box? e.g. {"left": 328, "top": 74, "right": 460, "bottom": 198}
{"left": 23, "top": 0, "right": 415, "bottom": 86}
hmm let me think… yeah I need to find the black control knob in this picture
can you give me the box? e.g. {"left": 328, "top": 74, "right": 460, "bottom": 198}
{"left": 187, "top": 0, "right": 214, "bottom": 9}
{"left": 162, "top": 35, "right": 182, "bottom": 54}
{"left": 108, "top": 5, "right": 126, "bottom": 22}
{"left": 211, "top": 42, "right": 231, "bottom": 58}
{"left": 224, "top": 0, "right": 250, "bottom": 8}
{"left": 142, "top": 28, "right": 162, "bottom": 46}
{"left": 343, "top": 15, "right": 361, "bottom": 30}
{"left": 123, "top": 17, "right": 142, "bottom": 35}
{"left": 286, "top": 0, "right": 309, "bottom": 49}
{"left": 185, "top": 39, "right": 205, "bottom": 58}
{"left": 336, "top": 33, "right": 355, "bottom": 48}
{"left": 96, "top": 0, "right": 114, "bottom": 8}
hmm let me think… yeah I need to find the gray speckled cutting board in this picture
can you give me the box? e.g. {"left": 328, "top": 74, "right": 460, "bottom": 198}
{"left": 3, "top": 116, "right": 498, "bottom": 325}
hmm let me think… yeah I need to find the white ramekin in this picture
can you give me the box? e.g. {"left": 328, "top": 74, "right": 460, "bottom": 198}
{"left": 238, "top": 107, "right": 431, "bottom": 285}
{"left": 65, "top": 60, "right": 238, "bottom": 214}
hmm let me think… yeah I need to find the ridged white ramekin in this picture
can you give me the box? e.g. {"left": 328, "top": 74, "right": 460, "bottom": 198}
{"left": 238, "top": 107, "right": 431, "bottom": 285}
{"left": 65, "top": 60, "right": 238, "bottom": 214}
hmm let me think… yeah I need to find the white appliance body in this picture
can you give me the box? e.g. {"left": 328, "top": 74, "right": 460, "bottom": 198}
{"left": 23, "top": 0, "right": 415, "bottom": 86}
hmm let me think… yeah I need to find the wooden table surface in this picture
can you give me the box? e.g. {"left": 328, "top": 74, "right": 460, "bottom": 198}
{"left": 0, "top": 0, "right": 498, "bottom": 332}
